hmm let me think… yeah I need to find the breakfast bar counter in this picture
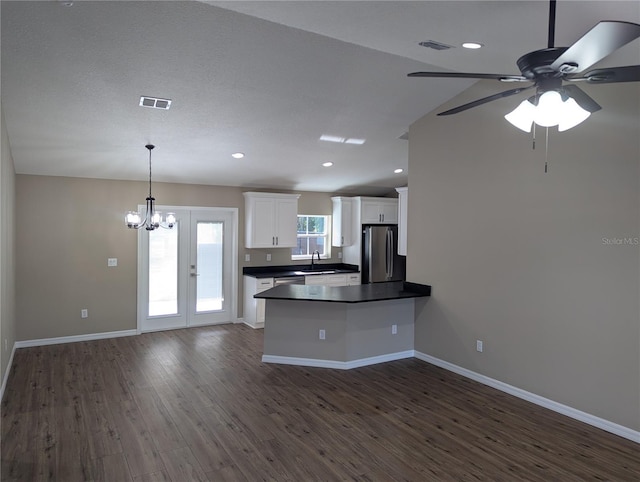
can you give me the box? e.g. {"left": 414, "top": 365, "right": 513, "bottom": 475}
{"left": 255, "top": 281, "right": 431, "bottom": 369}
{"left": 254, "top": 280, "right": 431, "bottom": 303}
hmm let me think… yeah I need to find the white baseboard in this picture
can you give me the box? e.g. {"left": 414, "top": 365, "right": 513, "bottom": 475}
{"left": 242, "top": 320, "right": 264, "bottom": 329}
{"left": 15, "top": 329, "right": 137, "bottom": 349}
{"left": 414, "top": 351, "right": 640, "bottom": 444}
{"left": 0, "top": 342, "right": 17, "bottom": 403}
{"left": 262, "top": 350, "right": 414, "bottom": 370}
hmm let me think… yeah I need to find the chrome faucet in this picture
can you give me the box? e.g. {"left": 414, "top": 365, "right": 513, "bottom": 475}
{"left": 310, "top": 250, "right": 320, "bottom": 269}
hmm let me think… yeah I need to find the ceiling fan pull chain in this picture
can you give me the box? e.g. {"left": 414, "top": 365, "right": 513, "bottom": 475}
{"left": 545, "top": 127, "right": 549, "bottom": 173}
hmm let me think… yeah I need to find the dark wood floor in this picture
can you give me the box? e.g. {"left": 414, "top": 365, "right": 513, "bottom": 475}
{"left": 1, "top": 324, "right": 638, "bottom": 481}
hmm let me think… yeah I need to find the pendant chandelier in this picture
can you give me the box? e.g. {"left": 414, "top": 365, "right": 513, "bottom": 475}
{"left": 125, "top": 144, "right": 175, "bottom": 230}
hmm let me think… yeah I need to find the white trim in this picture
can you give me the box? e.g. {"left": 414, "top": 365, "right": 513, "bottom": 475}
{"left": 0, "top": 342, "right": 17, "bottom": 402}
{"left": 262, "top": 350, "right": 414, "bottom": 370}
{"left": 137, "top": 206, "right": 239, "bottom": 333}
{"left": 414, "top": 351, "right": 640, "bottom": 444}
{"left": 242, "top": 319, "right": 264, "bottom": 329}
{"left": 14, "top": 329, "right": 137, "bottom": 349}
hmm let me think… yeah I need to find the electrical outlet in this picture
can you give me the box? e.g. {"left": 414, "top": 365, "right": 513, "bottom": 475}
{"left": 319, "top": 329, "right": 326, "bottom": 340}
{"left": 81, "top": 309, "right": 88, "bottom": 319}
{"left": 245, "top": 254, "right": 250, "bottom": 262}
{"left": 476, "top": 340, "right": 483, "bottom": 352}
{"left": 338, "top": 251, "right": 342, "bottom": 259}
{"left": 391, "top": 324, "right": 398, "bottom": 335}
{"left": 107, "top": 258, "right": 118, "bottom": 267}
{"left": 266, "top": 253, "right": 272, "bottom": 262}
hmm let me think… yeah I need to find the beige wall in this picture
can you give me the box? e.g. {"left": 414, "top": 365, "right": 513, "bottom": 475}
{"left": 15, "top": 176, "right": 342, "bottom": 340}
{"left": 407, "top": 80, "right": 640, "bottom": 430}
{"left": 1, "top": 103, "right": 17, "bottom": 379}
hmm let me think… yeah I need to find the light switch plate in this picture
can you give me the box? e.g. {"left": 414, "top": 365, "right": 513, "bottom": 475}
{"left": 107, "top": 258, "right": 118, "bottom": 267}
{"left": 266, "top": 253, "right": 272, "bottom": 261}
{"left": 245, "top": 254, "right": 250, "bottom": 262}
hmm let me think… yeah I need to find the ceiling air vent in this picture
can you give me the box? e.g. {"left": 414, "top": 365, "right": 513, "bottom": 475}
{"left": 418, "top": 40, "right": 454, "bottom": 51}
{"left": 139, "top": 96, "right": 172, "bottom": 110}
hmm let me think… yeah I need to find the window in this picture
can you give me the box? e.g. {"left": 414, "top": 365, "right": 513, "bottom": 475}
{"left": 292, "top": 215, "right": 330, "bottom": 259}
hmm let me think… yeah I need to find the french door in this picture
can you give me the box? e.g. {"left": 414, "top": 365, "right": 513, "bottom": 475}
{"left": 137, "top": 207, "right": 238, "bottom": 332}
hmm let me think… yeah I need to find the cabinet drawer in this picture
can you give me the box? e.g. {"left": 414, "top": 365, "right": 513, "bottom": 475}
{"left": 257, "top": 278, "right": 274, "bottom": 292}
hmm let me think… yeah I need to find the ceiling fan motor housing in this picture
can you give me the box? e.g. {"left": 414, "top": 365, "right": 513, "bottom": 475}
{"left": 516, "top": 47, "right": 569, "bottom": 79}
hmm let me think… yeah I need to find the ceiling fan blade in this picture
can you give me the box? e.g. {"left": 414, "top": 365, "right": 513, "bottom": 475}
{"left": 561, "top": 85, "right": 602, "bottom": 113}
{"left": 437, "top": 85, "right": 534, "bottom": 116}
{"left": 568, "top": 65, "right": 640, "bottom": 84}
{"left": 408, "top": 71, "right": 527, "bottom": 82}
{"left": 550, "top": 21, "right": 640, "bottom": 74}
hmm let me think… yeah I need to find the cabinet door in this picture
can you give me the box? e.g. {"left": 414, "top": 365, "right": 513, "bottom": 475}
{"left": 332, "top": 198, "right": 353, "bottom": 246}
{"left": 396, "top": 188, "right": 407, "bottom": 256}
{"left": 346, "top": 273, "right": 361, "bottom": 285}
{"left": 325, "top": 274, "right": 347, "bottom": 286}
{"left": 243, "top": 276, "right": 273, "bottom": 327}
{"left": 380, "top": 202, "right": 398, "bottom": 224}
{"left": 305, "top": 275, "right": 327, "bottom": 285}
{"left": 256, "top": 278, "right": 274, "bottom": 323}
{"left": 249, "top": 198, "right": 276, "bottom": 248}
{"left": 274, "top": 198, "right": 299, "bottom": 247}
{"left": 361, "top": 201, "right": 383, "bottom": 224}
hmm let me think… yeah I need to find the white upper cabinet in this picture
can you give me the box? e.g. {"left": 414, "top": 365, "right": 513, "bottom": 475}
{"left": 331, "top": 197, "right": 353, "bottom": 246}
{"left": 360, "top": 197, "right": 398, "bottom": 224}
{"left": 243, "top": 192, "right": 300, "bottom": 248}
{"left": 395, "top": 187, "right": 408, "bottom": 256}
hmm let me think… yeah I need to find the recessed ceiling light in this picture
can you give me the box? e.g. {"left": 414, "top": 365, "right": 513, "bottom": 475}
{"left": 231, "top": 152, "right": 244, "bottom": 159}
{"left": 319, "top": 135, "right": 345, "bottom": 143}
{"left": 322, "top": 162, "right": 334, "bottom": 167}
{"left": 462, "top": 42, "right": 483, "bottom": 49}
{"left": 345, "top": 138, "right": 366, "bottom": 145}
{"left": 319, "top": 134, "right": 366, "bottom": 145}
{"left": 394, "top": 168, "right": 404, "bottom": 174}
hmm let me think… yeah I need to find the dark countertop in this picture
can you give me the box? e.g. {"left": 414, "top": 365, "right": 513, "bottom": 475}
{"left": 243, "top": 263, "right": 359, "bottom": 279}
{"left": 254, "top": 281, "right": 431, "bottom": 303}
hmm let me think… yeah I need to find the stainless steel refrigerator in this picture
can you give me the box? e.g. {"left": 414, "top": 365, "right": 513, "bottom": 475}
{"left": 361, "top": 225, "right": 406, "bottom": 283}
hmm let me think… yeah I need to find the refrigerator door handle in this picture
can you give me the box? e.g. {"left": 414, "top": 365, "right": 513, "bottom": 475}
{"left": 367, "top": 227, "right": 374, "bottom": 282}
{"left": 388, "top": 228, "right": 394, "bottom": 279}
{"left": 385, "top": 228, "right": 391, "bottom": 280}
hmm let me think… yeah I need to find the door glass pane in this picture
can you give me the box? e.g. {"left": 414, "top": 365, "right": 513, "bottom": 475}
{"left": 196, "top": 221, "right": 223, "bottom": 312}
{"left": 148, "top": 224, "right": 179, "bottom": 316}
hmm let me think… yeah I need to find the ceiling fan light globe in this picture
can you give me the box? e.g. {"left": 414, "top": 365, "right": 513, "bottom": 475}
{"left": 504, "top": 99, "right": 536, "bottom": 132}
{"left": 557, "top": 97, "right": 591, "bottom": 131}
{"left": 533, "top": 91, "right": 563, "bottom": 127}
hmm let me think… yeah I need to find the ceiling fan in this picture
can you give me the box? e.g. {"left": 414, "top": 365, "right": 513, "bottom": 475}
{"left": 408, "top": 0, "right": 640, "bottom": 131}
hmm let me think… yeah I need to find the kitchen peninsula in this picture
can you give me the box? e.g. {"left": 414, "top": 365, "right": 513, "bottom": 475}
{"left": 255, "top": 281, "right": 431, "bottom": 369}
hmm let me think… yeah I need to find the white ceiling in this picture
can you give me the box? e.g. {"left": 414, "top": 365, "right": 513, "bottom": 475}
{"left": 2, "top": 1, "right": 639, "bottom": 195}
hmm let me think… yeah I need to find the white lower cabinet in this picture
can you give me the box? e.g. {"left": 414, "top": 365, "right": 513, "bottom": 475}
{"left": 305, "top": 273, "right": 360, "bottom": 286}
{"left": 346, "top": 273, "right": 361, "bottom": 285}
{"left": 243, "top": 276, "right": 274, "bottom": 328}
